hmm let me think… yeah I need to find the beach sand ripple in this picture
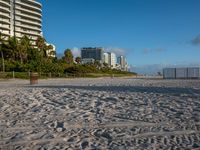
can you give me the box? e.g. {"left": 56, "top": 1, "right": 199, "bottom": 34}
{"left": 0, "top": 78, "right": 200, "bottom": 149}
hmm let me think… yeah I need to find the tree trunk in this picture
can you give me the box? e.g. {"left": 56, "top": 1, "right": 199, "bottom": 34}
{"left": 1, "top": 51, "right": 5, "bottom": 72}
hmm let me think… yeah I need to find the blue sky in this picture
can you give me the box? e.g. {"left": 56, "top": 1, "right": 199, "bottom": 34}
{"left": 39, "top": 0, "right": 200, "bottom": 73}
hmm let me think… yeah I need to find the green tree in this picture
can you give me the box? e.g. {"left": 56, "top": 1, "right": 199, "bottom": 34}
{"left": 18, "top": 36, "right": 31, "bottom": 63}
{"left": 47, "top": 45, "right": 56, "bottom": 59}
{"left": 36, "top": 36, "right": 47, "bottom": 58}
{"left": 94, "top": 60, "right": 101, "bottom": 68}
{"left": 103, "top": 62, "right": 109, "bottom": 68}
{"left": 75, "top": 57, "right": 81, "bottom": 64}
{"left": 64, "top": 49, "right": 74, "bottom": 64}
{"left": 4, "top": 36, "right": 19, "bottom": 61}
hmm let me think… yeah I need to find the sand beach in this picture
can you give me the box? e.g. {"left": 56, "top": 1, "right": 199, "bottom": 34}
{"left": 0, "top": 78, "right": 200, "bottom": 149}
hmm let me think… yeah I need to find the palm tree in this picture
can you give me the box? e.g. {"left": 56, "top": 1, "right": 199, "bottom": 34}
{"left": 4, "top": 36, "right": 19, "bottom": 61}
{"left": 19, "top": 36, "right": 32, "bottom": 63}
{"left": 75, "top": 57, "right": 81, "bottom": 64}
{"left": 94, "top": 60, "right": 101, "bottom": 68}
{"left": 103, "top": 62, "right": 109, "bottom": 68}
{"left": 36, "top": 36, "right": 47, "bottom": 58}
{"left": 46, "top": 44, "right": 56, "bottom": 58}
{"left": 64, "top": 49, "right": 74, "bottom": 64}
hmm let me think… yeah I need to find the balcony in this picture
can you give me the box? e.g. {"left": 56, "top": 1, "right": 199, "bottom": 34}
{"left": 0, "top": 0, "right": 10, "bottom": 8}
{"left": 15, "top": 5, "right": 42, "bottom": 18}
{"left": 0, "top": 12, "right": 10, "bottom": 18}
{"left": 15, "top": 1, "right": 42, "bottom": 13}
{"left": 15, "top": 11, "right": 42, "bottom": 23}
{"left": 0, "top": 30, "right": 10, "bottom": 36}
{"left": 15, "top": 28, "right": 41, "bottom": 36}
{"left": 0, "top": 18, "right": 10, "bottom": 24}
{"left": 0, "top": 24, "right": 10, "bottom": 30}
{"left": 26, "top": 0, "right": 42, "bottom": 8}
{"left": 15, "top": 17, "right": 42, "bottom": 28}
{"left": 0, "top": 5, "right": 10, "bottom": 13}
{"left": 15, "top": 23, "right": 41, "bottom": 32}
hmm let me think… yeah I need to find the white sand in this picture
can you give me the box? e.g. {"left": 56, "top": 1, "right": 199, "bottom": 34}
{"left": 0, "top": 78, "right": 200, "bottom": 149}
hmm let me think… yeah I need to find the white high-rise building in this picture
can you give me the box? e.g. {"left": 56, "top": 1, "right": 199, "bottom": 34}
{"left": 117, "top": 55, "right": 128, "bottom": 71}
{"left": 103, "top": 52, "right": 109, "bottom": 64}
{"left": 0, "top": 0, "right": 42, "bottom": 43}
{"left": 0, "top": 0, "right": 56, "bottom": 57}
{"left": 110, "top": 52, "right": 116, "bottom": 68}
{"left": 103, "top": 52, "right": 116, "bottom": 68}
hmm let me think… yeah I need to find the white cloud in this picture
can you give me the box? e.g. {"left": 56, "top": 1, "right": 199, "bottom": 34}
{"left": 71, "top": 47, "right": 81, "bottom": 57}
{"left": 104, "top": 47, "right": 126, "bottom": 56}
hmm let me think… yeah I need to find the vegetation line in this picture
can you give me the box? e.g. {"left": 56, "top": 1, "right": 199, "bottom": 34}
{"left": 0, "top": 34, "right": 136, "bottom": 79}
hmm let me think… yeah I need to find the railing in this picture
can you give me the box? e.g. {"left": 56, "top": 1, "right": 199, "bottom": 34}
{"left": 15, "top": 5, "right": 42, "bottom": 17}
{"left": 15, "top": 0, "right": 42, "bottom": 12}
{"left": 0, "top": 12, "right": 10, "bottom": 18}
{"left": 0, "top": 5, "right": 10, "bottom": 12}
{"left": 15, "top": 16, "right": 42, "bottom": 27}
{"left": 0, "top": 0, "right": 10, "bottom": 7}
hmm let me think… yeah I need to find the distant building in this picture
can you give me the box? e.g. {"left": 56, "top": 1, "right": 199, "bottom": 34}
{"left": 109, "top": 52, "right": 116, "bottom": 68}
{"left": 103, "top": 52, "right": 116, "bottom": 68}
{"left": 103, "top": 53, "right": 109, "bottom": 64}
{"left": 117, "top": 56, "right": 128, "bottom": 71}
{"left": 81, "top": 47, "right": 103, "bottom": 63}
{"left": 117, "top": 56, "right": 125, "bottom": 68}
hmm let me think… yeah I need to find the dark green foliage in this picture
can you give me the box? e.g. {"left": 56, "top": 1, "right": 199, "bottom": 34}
{"left": 65, "top": 64, "right": 135, "bottom": 77}
{"left": 0, "top": 36, "right": 63, "bottom": 73}
{"left": 64, "top": 49, "right": 73, "bottom": 64}
{"left": 65, "top": 65, "right": 99, "bottom": 75}
{"left": 75, "top": 57, "right": 81, "bottom": 64}
{"left": 0, "top": 35, "right": 136, "bottom": 78}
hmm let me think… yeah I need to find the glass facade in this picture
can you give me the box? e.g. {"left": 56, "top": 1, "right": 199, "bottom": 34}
{"left": 81, "top": 47, "right": 103, "bottom": 62}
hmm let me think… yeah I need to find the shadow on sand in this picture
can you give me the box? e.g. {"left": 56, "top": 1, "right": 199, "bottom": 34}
{"left": 28, "top": 85, "right": 200, "bottom": 96}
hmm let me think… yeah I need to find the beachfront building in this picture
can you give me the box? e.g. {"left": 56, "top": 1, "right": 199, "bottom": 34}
{"left": 109, "top": 52, "right": 116, "bottom": 68}
{"left": 81, "top": 47, "right": 104, "bottom": 64}
{"left": 103, "top": 52, "right": 117, "bottom": 68}
{"left": 0, "top": 0, "right": 56, "bottom": 57}
{"left": 0, "top": 0, "right": 42, "bottom": 43}
{"left": 117, "top": 55, "right": 128, "bottom": 71}
{"left": 103, "top": 52, "right": 109, "bottom": 64}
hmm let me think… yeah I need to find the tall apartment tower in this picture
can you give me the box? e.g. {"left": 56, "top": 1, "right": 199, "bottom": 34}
{"left": 117, "top": 55, "right": 128, "bottom": 71}
{"left": 103, "top": 52, "right": 109, "bottom": 64}
{"left": 103, "top": 52, "right": 116, "bottom": 68}
{"left": 109, "top": 52, "right": 116, "bottom": 68}
{"left": 0, "top": 0, "right": 42, "bottom": 43}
